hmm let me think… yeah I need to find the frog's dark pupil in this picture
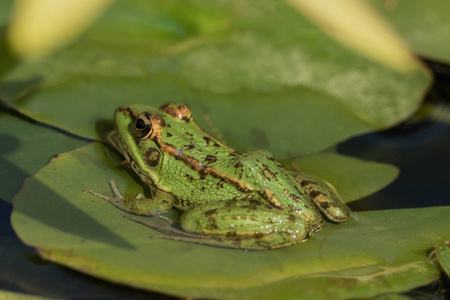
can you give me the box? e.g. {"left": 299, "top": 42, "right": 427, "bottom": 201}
{"left": 136, "top": 118, "right": 146, "bottom": 130}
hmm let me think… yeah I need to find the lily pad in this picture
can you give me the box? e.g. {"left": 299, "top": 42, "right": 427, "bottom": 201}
{"left": 11, "top": 142, "right": 448, "bottom": 299}
{"left": 373, "top": 0, "right": 450, "bottom": 63}
{"left": 369, "top": 295, "right": 412, "bottom": 300}
{"left": 292, "top": 152, "right": 399, "bottom": 202}
{"left": 436, "top": 241, "right": 450, "bottom": 277}
{"left": 0, "top": 237, "right": 166, "bottom": 299}
{"left": 0, "top": 290, "right": 61, "bottom": 300}
{"left": 0, "top": 1, "right": 12, "bottom": 26}
{"left": 0, "top": 0, "right": 430, "bottom": 158}
{"left": 0, "top": 107, "right": 87, "bottom": 203}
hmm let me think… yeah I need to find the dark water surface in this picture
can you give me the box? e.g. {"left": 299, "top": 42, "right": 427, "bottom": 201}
{"left": 340, "top": 71, "right": 450, "bottom": 210}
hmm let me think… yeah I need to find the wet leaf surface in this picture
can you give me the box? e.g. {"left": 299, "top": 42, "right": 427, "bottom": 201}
{"left": 1, "top": 1, "right": 448, "bottom": 299}
{"left": 436, "top": 241, "right": 450, "bottom": 277}
{"left": 10, "top": 143, "right": 448, "bottom": 299}
{"left": 292, "top": 152, "right": 399, "bottom": 202}
{"left": 0, "top": 108, "right": 88, "bottom": 203}
{"left": 0, "top": 290, "right": 62, "bottom": 300}
{"left": 0, "top": 236, "right": 170, "bottom": 300}
{"left": 0, "top": 0, "right": 430, "bottom": 158}
{"left": 373, "top": 0, "right": 450, "bottom": 63}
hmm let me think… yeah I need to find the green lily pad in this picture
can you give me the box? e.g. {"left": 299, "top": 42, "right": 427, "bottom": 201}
{"left": 369, "top": 295, "right": 412, "bottom": 300}
{"left": 0, "top": 236, "right": 165, "bottom": 299}
{"left": 373, "top": 0, "right": 450, "bottom": 63}
{"left": 11, "top": 142, "right": 448, "bottom": 299}
{"left": 292, "top": 152, "right": 399, "bottom": 202}
{"left": 0, "top": 108, "right": 87, "bottom": 203}
{"left": 436, "top": 241, "right": 450, "bottom": 277}
{"left": 0, "top": 0, "right": 430, "bottom": 158}
{"left": 0, "top": 1, "right": 12, "bottom": 26}
{"left": 0, "top": 290, "right": 62, "bottom": 300}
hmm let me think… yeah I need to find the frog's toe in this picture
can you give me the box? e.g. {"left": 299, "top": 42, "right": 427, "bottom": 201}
{"left": 292, "top": 174, "right": 350, "bottom": 223}
{"left": 316, "top": 196, "right": 350, "bottom": 223}
{"left": 307, "top": 184, "right": 350, "bottom": 223}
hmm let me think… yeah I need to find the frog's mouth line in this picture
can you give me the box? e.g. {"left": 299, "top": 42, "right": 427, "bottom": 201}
{"left": 107, "top": 131, "right": 129, "bottom": 160}
{"left": 107, "top": 130, "right": 140, "bottom": 172}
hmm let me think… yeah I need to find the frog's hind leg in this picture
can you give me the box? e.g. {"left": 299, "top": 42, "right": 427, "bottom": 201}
{"left": 289, "top": 171, "right": 350, "bottom": 223}
{"left": 174, "top": 200, "right": 311, "bottom": 250}
{"left": 128, "top": 200, "right": 311, "bottom": 250}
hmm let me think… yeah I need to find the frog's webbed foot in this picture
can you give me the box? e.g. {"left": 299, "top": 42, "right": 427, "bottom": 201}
{"left": 84, "top": 180, "right": 173, "bottom": 223}
{"left": 289, "top": 169, "right": 350, "bottom": 223}
{"left": 84, "top": 180, "right": 129, "bottom": 211}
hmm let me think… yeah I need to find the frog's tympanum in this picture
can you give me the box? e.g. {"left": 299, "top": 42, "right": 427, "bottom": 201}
{"left": 86, "top": 102, "right": 350, "bottom": 250}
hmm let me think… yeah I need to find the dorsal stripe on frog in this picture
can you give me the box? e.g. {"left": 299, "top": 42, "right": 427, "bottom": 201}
{"left": 154, "top": 133, "right": 255, "bottom": 194}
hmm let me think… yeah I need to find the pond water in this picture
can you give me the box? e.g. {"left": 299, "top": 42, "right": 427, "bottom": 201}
{"left": 341, "top": 61, "right": 450, "bottom": 211}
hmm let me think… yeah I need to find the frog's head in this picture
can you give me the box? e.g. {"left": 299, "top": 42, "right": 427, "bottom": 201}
{"left": 109, "top": 102, "right": 194, "bottom": 189}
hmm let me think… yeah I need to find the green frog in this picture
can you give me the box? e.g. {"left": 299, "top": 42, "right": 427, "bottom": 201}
{"left": 86, "top": 102, "right": 350, "bottom": 250}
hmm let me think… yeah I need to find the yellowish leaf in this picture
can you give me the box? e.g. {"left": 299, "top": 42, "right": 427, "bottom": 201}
{"left": 283, "top": 0, "right": 423, "bottom": 72}
{"left": 8, "top": 0, "right": 114, "bottom": 60}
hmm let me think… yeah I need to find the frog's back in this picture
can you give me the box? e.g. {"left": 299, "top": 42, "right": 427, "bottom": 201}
{"left": 154, "top": 113, "right": 253, "bottom": 205}
{"left": 160, "top": 135, "right": 304, "bottom": 212}
{"left": 126, "top": 103, "right": 307, "bottom": 211}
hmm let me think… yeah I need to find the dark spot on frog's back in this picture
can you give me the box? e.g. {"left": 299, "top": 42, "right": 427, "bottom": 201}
{"left": 205, "top": 155, "right": 217, "bottom": 163}
{"left": 203, "top": 136, "right": 220, "bottom": 147}
{"left": 289, "top": 194, "right": 301, "bottom": 203}
{"left": 203, "top": 136, "right": 211, "bottom": 145}
{"left": 262, "top": 164, "right": 276, "bottom": 179}
{"left": 250, "top": 128, "right": 269, "bottom": 148}
{"left": 216, "top": 180, "right": 225, "bottom": 189}
{"left": 267, "top": 155, "right": 277, "bottom": 162}
{"left": 205, "top": 209, "right": 218, "bottom": 218}
{"left": 166, "top": 132, "right": 172, "bottom": 137}
{"left": 144, "top": 147, "right": 161, "bottom": 167}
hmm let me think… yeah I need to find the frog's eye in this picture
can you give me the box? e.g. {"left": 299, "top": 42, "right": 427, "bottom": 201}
{"left": 133, "top": 113, "right": 153, "bottom": 139}
{"left": 133, "top": 112, "right": 165, "bottom": 140}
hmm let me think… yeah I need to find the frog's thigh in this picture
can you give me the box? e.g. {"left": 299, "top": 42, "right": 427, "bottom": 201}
{"left": 179, "top": 201, "right": 310, "bottom": 250}
{"left": 290, "top": 171, "right": 350, "bottom": 223}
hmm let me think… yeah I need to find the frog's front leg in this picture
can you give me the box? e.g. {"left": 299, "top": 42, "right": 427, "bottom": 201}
{"left": 84, "top": 180, "right": 174, "bottom": 217}
{"left": 289, "top": 171, "right": 350, "bottom": 223}
{"left": 174, "top": 200, "right": 310, "bottom": 250}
